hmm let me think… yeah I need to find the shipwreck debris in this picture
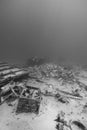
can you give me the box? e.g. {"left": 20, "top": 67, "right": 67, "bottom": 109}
{"left": 0, "top": 77, "right": 13, "bottom": 88}
{"left": 16, "top": 86, "right": 41, "bottom": 114}
{"left": 55, "top": 112, "right": 87, "bottom": 130}
{"left": 16, "top": 98, "right": 40, "bottom": 114}
{"left": 55, "top": 111, "right": 71, "bottom": 130}
{"left": 0, "top": 62, "right": 42, "bottom": 115}
{"left": 0, "top": 82, "right": 41, "bottom": 114}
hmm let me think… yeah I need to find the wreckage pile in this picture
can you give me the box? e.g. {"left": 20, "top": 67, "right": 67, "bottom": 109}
{"left": 0, "top": 62, "right": 41, "bottom": 114}
{"left": 0, "top": 61, "right": 75, "bottom": 115}
{"left": 27, "top": 62, "right": 76, "bottom": 83}
{"left": 24, "top": 57, "right": 77, "bottom": 84}
{"left": 39, "top": 63, "right": 76, "bottom": 84}
{"left": 0, "top": 60, "right": 86, "bottom": 115}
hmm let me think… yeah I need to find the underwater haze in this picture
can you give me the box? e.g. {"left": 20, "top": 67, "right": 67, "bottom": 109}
{"left": 0, "top": 0, "right": 87, "bottom": 64}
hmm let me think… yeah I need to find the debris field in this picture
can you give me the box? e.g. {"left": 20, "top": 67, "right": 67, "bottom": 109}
{"left": 0, "top": 60, "right": 87, "bottom": 130}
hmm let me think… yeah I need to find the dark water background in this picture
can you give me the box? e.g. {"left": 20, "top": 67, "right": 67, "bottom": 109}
{"left": 0, "top": 0, "right": 87, "bottom": 65}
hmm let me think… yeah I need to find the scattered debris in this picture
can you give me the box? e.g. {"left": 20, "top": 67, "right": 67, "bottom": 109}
{"left": 55, "top": 89, "right": 83, "bottom": 100}
{"left": 55, "top": 111, "right": 71, "bottom": 130}
{"left": 55, "top": 113, "right": 87, "bottom": 130}
{"left": 57, "top": 96, "right": 69, "bottom": 104}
